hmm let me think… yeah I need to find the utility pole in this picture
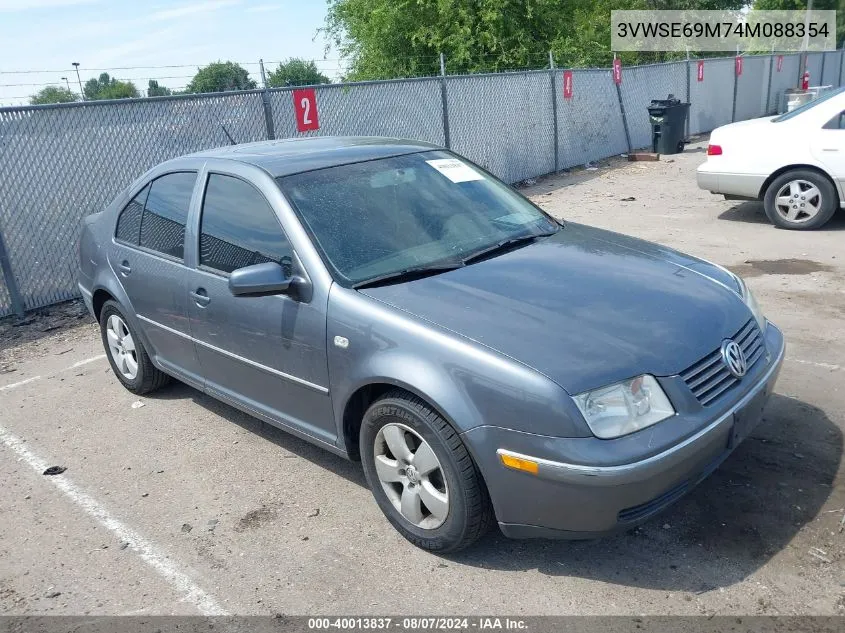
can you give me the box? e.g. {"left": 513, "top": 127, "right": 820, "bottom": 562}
{"left": 259, "top": 58, "right": 268, "bottom": 89}
{"left": 71, "top": 62, "right": 84, "bottom": 100}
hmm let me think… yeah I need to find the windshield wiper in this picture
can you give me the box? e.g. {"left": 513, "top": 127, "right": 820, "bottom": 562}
{"left": 352, "top": 262, "right": 464, "bottom": 289}
{"left": 460, "top": 230, "right": 558, "bottom": 266}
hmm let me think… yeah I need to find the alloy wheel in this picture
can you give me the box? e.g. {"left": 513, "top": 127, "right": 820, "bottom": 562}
{"left": 106, "top": 314, "right": 138, "bottom": 380}
{"left": 774, "top": 179, "right": 823, "bottom": 224}
{"left": 373, "top": 423, "right": 449, "bottom": 529}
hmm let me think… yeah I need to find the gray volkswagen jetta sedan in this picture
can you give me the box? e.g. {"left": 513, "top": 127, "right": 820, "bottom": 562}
{"left": 78, "top": 137, "right": 784, "bottom": 552}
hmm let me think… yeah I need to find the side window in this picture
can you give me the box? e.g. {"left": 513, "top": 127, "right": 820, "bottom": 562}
{"left": 200, "top": 174, "right": 293, "bottom": 275}
{"left": 822, "top": 111, "right": 845, "bottom": 129}
{"left": 115, "top": 184, "right": 149, "bottom": 245}
{"left": 138, "top": 172, "right": 196, "bottom": 260}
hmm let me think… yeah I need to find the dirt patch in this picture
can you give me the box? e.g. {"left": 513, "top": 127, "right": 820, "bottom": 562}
{"left": 727, "top": 259, "right": 835, "bottom": 278}
{"left": 0, "top": 299, "right": 97, "bottom": 369}
{"left": 234, "top": 502, "right": 283, "bottom": 532}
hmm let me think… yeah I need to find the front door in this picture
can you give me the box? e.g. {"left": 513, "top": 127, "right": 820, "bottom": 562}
{"left": 810, "top": 108, "right": 845, "bottom": 196}
{"left": 184, "top": 171, "right": 335, "bottom": 444}
{"left": 109, "top": 171, "right": 203, "bottom": 387}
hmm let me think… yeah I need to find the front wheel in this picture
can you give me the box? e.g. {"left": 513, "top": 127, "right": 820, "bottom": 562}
{"left": 360, "top": 391, "right": 493, "bottom": 552}
{"left": 763, "top": 169, "right": 838, "bottom": 230}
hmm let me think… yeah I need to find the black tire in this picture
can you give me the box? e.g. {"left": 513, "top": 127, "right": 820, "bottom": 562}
{"left": 763, "top": 169, "right": 838, "bottom": 230}
{"left": 99, "top": 300, "right": 169, "bottom": 395}
{"left": 360, "top": 390, "right": 494, "bottom": 552}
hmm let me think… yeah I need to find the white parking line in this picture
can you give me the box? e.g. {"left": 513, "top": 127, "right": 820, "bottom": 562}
{"left": 70, "top": 354, "right": 107, "bottom": 369}
{"left": 787, "top": 358, "right": 842, "bottom": 372}
{"left": 0, "top": 424, "right": 229, "bottom": 616}
{"left": 0, "top": 375, "right": 42, "bottom": 391}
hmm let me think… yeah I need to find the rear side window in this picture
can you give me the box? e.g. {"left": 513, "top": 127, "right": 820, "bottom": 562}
{"left": 115, "top": 184, "right": 149, "bottom": 244}
{"left": 199, "top": 173, "right": 293, "bottom": 275}
{"left": 138, "top": 172, "right": 196, "bottom": 260}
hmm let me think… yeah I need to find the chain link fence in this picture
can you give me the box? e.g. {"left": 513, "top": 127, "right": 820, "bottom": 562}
{"left": 0, "top": 51, "right": 843, "bottom": 317}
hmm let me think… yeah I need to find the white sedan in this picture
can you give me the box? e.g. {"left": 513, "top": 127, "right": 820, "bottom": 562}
{"left": 697, "top": 87, "right": 845, "bottom": 230}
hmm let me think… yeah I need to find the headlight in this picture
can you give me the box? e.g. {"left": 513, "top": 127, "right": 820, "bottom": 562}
{"left": 729, "top": 272, "right": 767, "bottom": 333}
{"left": 573, "top": 375, "right": 675, "bottom": 439}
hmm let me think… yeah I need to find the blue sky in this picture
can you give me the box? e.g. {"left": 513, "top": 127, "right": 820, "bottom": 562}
{"left": 0, "top": 0, "right": 333, "bottom": 105}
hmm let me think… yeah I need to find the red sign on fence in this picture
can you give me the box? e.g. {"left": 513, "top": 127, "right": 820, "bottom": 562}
{"left": 697, "top": 60, "right": 704, "bottom": 82}
{"left": 776, "top": 55, "right": 783, "bottom": 72}
{"left": 293, "top": 88, "right": 319, "bottom": 132}
{"left": 612, "top": 57, "right": 622, "bottom": 84}
{"left": 563, "top": 70, "right": 573, "bottom": 99}
{"left": 735, "top": 56, "right": 743, "bottom": 76}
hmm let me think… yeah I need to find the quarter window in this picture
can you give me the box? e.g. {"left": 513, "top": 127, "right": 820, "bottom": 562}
{"left": 199, "top": 174, "right": 293, "bottom": 275}
{"left": 138, "top": 172, "right": 196, "bottom": 260}
{"left": 115, "top": 184, "right": 149, "bottom": 245}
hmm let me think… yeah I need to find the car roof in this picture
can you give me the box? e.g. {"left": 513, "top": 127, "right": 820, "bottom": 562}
{"left": 177, "top": 136, "right": 442, "bottom": 177}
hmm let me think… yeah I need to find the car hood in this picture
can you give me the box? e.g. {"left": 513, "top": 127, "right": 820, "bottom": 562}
{"left": 359, "top": 223, "right": 751, "bottom": 395}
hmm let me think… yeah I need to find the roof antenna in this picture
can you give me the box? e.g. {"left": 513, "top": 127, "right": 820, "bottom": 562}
{"left": 220, "top": 123, "right": 237, "bottom": 145}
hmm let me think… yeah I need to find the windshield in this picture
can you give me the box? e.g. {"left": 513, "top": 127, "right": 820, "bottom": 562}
{"left": 772, "top": 86, "right": 845, "bottom": 122}
{"left": 277, "top": 150, "right": 560, "bottom": 286}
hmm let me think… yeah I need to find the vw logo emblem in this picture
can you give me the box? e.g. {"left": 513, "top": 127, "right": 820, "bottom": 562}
{"left": 721, "top": 340, "right": 747, "bottom": 378}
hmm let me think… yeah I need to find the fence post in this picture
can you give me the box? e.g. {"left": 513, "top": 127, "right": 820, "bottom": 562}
{"left": 0, "top": 221, "right": 24, "bottom": 317}
{"left": 258, "top": 58, "right": 276, "bottom": 141}
{"left": 685, "top": 49, "right": 691, "bottom": 140}
{"left": 840, "top": 48, "right": 844, "bottom": 87}
{"left": 549, "top": 51, "right": 559, "bottom": 173}
{"left": 439, "top": 53, "right": 451, "bottom": 149}
{"left": 612, "top": 54, "right": 632, "bottom": 153}
{"left": 731, "top": 55, "right": 739, "bottom": 122}
{"left": 765, "top": 52, "right": 775, "bottom": 115}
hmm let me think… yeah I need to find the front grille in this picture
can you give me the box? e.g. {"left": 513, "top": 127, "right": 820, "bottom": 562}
{"left": 680, "top": 319, "right": 765, "bottom": 407}
{"left": 618, "top": 480, "right": 690, "bottom": 523}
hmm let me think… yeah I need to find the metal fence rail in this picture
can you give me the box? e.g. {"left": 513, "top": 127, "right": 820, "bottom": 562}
{"left": 0, "top": 51, "right": 843, "bottom": 317}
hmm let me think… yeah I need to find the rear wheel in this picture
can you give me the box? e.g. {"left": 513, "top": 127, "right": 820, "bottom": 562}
{"left": 763, "top": 169, "right": 838, "bottom": 230}
{"left": 360, "top": 391, "right": 493, "bottom": 552}
{"left": 100, "top": 300, "right": 169, "bottom": 394}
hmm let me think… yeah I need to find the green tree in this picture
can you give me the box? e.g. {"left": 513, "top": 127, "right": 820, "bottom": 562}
{"left": 753, "top": 0, "right": 844, "bottom": 48}
{"left": 83, "top": 72, "right": 139, "bottom": 100}
{"left": 186, "top": 61, "right": 256, "bottom": 93}
{"left": 323, "top": 0, "right": 747, "bottom": 79}
{"left": 147, "top": 79, "right": 172, "bottom": 97}
{"left": 30, "top": 85, "right": 79, "bottom": 105}
{"left": 267, "top": 58, "right": 330, "bottom": 87}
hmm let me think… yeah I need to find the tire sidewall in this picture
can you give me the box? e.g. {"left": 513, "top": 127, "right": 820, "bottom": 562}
{"left": 360, "top": 398, "right": 471, "bottom": 548}
{"left": 764, "top": 170, "right": 837, "bottom": 230}
{"left": 99, "top": 301, "right": 145, "bottom": 391}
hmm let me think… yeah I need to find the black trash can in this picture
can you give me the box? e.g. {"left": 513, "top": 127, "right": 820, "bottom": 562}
{"left": 647, "top": 95, "right": 690, "bottom": 154}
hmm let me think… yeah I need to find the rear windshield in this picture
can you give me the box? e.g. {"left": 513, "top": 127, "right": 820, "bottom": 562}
{"left": 772, "top": 86, "right": 845, "bottom": 122}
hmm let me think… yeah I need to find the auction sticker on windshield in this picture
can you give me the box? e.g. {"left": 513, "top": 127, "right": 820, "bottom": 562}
{"left": 426, "top": 158, "right": 484, "bottom": 183}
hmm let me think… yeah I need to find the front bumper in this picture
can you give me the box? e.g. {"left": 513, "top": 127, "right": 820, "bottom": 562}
{"left": 463, "top": 323, "right": 785, "bottom": 539}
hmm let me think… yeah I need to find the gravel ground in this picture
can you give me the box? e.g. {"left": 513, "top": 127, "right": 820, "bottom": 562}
{"left": 0, "top": 140, "right": 843, "bottom": 616}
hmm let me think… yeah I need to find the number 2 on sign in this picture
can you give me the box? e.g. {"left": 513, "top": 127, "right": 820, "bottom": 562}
{"left": 293, "top": 88, "right": 319, "bottom": 132}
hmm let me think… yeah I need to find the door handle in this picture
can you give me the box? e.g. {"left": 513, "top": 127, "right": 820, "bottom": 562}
{"left": 118, "top": 260, "right": 131, "bottom": 275}
{"left": 190, "top": 288, "right": 211, "bottom": 307}
{"left": 821, "top": 148, "right": 839, "bottom": 152}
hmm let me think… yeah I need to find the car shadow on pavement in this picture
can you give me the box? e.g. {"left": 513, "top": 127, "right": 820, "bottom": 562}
{"left": 146, "top": 381, "right": 368, "bottom": 487}
{"left": 450, "top": 393, "right": 842, "bottom": 591}
{"left": 719, "top": 201, "right": 845, "bottom": 230}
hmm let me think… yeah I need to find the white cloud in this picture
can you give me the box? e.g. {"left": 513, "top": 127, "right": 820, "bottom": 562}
{"left": 0, "top": 0, "right": 98, "bottom": 10}
{"left": 148, "top": 0, "right": 240, "bottom": 22}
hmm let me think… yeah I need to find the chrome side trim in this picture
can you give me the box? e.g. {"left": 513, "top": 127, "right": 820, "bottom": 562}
{"left": 136, "top": 314, "right": 329, "bottom": 394}
{"left": 498, "top": 328, "right": 785, "bottom": 484}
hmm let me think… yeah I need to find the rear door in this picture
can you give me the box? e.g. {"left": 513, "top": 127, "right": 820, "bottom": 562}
{"left": 184, "top": 168, "right": 335, "bottom": 445}
{"left": 810, "top": 109, "right": 845, "bottom": 196}
{"left": 109, "top": 171, "right": 203, "bottom": 387}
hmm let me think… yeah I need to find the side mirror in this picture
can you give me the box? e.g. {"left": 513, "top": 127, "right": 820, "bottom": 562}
{"left": 229, "top": 262, "right": 301, "bottom": 298}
